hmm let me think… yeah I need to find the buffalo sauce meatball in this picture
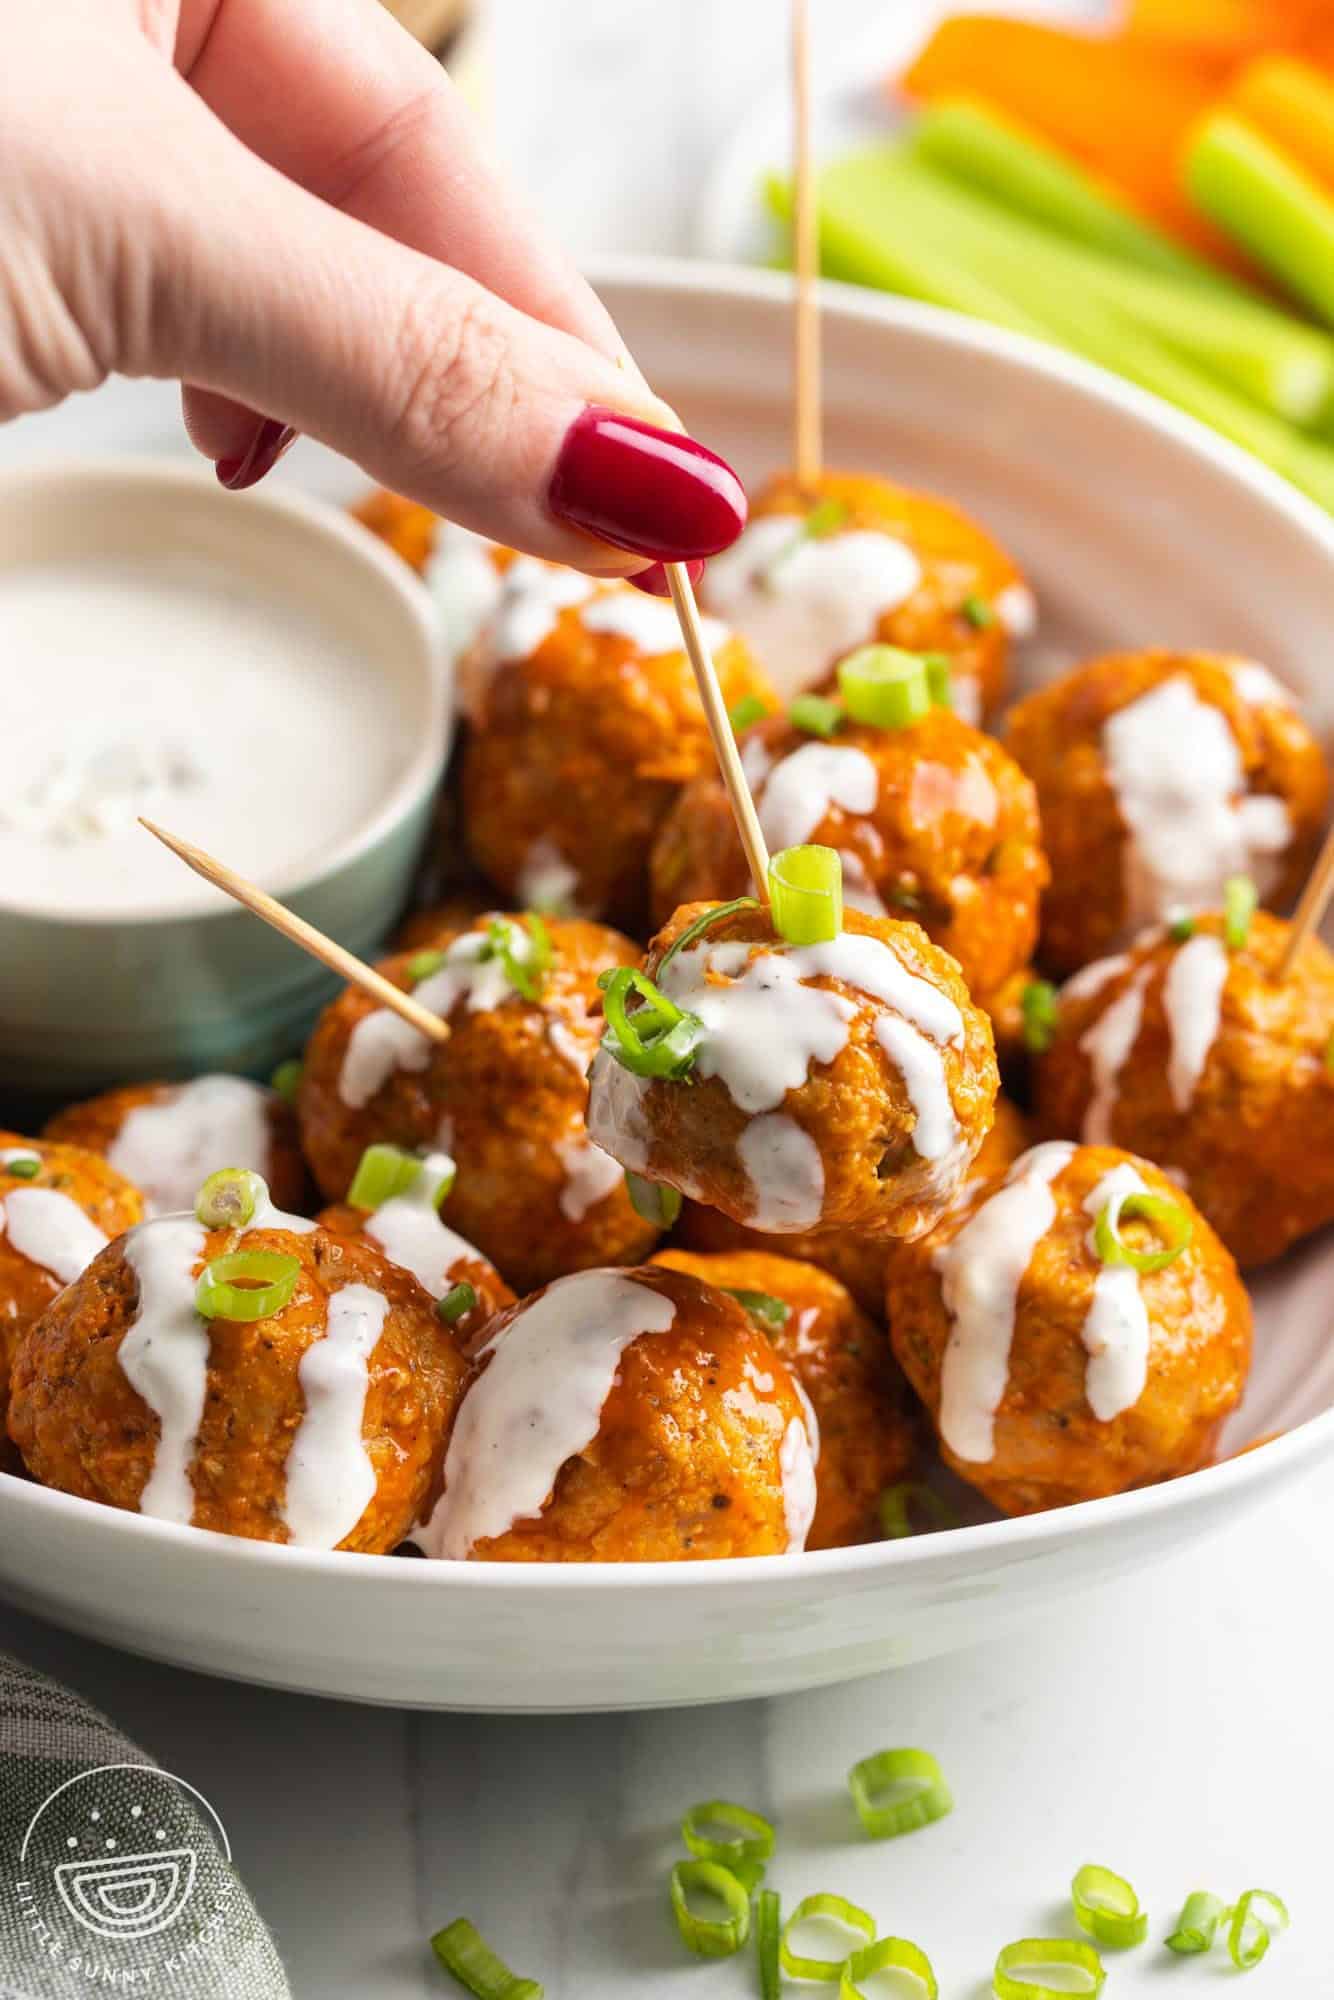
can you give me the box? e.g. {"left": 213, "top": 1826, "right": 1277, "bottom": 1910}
{"left": 1035, "top": 910, "right": 1334, "bottom": 1267}
{"left": 353, "top": 490, "right": 511, "bottom": 665}
{"left": 413, "top": 1264, "right": 817, "bottom": 1561}
{"left": 392, "top": 895, "right": 489, "bottom": 954}
{"left": 8, "top": 1175, "right": 464, "bottom": 1550}
{"left": 651, "top": 1247, "right": 916, "bottom": 1549}
{"left": 649, "top": 703, "right": 1046, "bottom": 1006}
{"left": 587, "top": 902, "right": 998, "bottom": 1244}
{"left": 888, "top": 1142, "right": 1251, "bottom": 1515}
{"left": 460, "top": 563, "right": 773, "bottom": 928}
{"left": 298, "top": 914, "right": 658, "bottom": 1293}
{"left": 702, "top": 469, "right": 1032, "bottom": 715}
{"left": 46, "top": 1075, "right": 307, "bottom": 1218}
{"left": 1004, "top": 650, "right": 1327, "bottom": 976}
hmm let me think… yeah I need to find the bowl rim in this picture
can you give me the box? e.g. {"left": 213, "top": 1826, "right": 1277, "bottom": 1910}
{"left": 0, "top": 455, "right": 448, "bottom": 928}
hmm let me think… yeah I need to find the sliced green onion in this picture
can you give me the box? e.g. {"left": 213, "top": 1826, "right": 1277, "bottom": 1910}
{"left": 961, "top": 594, "right": 995, "bottom": 630}
{"left": 681, "top": 1799, "right": 775, "bottom": 1868}
{"left": 841, "top": 1938, "right": 938, "bottom": 2000}
{"left": 482, "top": 915, "right": 552, "bottom": 1003}
{"left": 348, "top": 1143, "right": 426, "bottom": 1211}
{"left": 877, "top": 1482, "right": 960, "bottom": 1541}
{"left": 837, "top": 646, "right": 930, "bottom": 730}
{"left": 848, "top": 1748, "right": 952, "bottom": 1840}
{"left": 723, "top": 1857, "right": 767, "bottom": 1895}
{"left": 625, "top": 1171, "right": 682, "bottom": 1228}
{"left": 757, "top": 1889, "right": 781, "bottom": 2000}
{"left": 923, "top": 653, "right": 953, "bottom": 709}
{"left": 722, "top": 1289, "right": 791, "bottom": 1329}
{"left": 1165, "top": 1890, "right": 1227, "bottom": 1955}
{"left": 658, "top": 896, "right": 760, "bottom": 972}
{"left": 1021, "top": 980, "right": 1059, "bottom": 1055}
{"left": 194, "top": 1167, "right": 263, "bottom": 1231}
{"left": 430, "top": 1916, "right": 542, "bottom": 1999}
{"left": 789, "top": 693, "right": 845, "bottom": 739}
{"left": 438, "top": 1282, "right": 477, "bottom": 1326}
{"left": 597, "top": 968, "right": 704, "bottom": 1081}
{"left": 1168, "top": 914, "right": 1196, "bottom": 943}
{"left": 729, "top": 694, "right": 770, "bottom": 733}
{"left": 270, "top": 1058, "right": 303, "bottom": 1105}
{"left": 993, "top": 1938, "right": 1104, "bottom": 1998}
{"left": 195, "top": 1249, "right": 300, "bottom": 1323}
{"left": 1224, "top": 875, "right": 1258, "bottom": 951}
{"left": 1094, "top": 1190, "right": 1193, "bottom": 1273}
{"left": 1071, "top": 1864, "right": 1148, "bottom": 1950}
{"left": 780, "top": 1893, "right": 875, "bottom": 1981}
{"left": 3, "top": 1154, "right": 40, "bottom": 1181}
{"left": 407, "top": 948, "right": 446, "bottom": 984}
{"left": 769, "top": 844, "right": 843, "bottom": 946}
{"left": 1226, "top": 1889, "right": 1289, "bottom": 1971}
{"left": 669, "top": 1860, "right": 750, "bottom": 1959}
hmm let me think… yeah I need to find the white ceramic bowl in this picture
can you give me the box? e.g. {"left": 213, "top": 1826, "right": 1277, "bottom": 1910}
{"left": 0, "top": 263, "right": 1330, "bottom": 1712}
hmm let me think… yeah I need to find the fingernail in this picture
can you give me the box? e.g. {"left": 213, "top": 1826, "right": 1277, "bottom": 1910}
{"left": 549, "top": 408, "right": 747, "bottom": 562}
{"left": 628, "top": 558, "right": 705, "bottom": 598}
{"left": 216, "top": 420, "right": 297, "bottom": 492}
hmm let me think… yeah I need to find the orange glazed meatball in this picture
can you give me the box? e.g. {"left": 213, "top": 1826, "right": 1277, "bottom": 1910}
{"left": 702, "top": 469, "right": 1032, "bottom": 714}
{"left": 9, "top": 1176, "right": 464, "bottom": 1550}
{"left": 414, "top": 1265, "right": 817, "bottom": 1561}
{"left": 1004, "top": 650, "right": 1327, "bottom": 976}
{"left": 460, "top": 561, "right": 773, "bottom": 928}
{"left": 652, "top": 1247, "right": 916, "bottom": 1549}
{"left": 298, "top": 914, "right": 658, "bottom": 1293}
{"left": 353, "top": 490, "right": 509, "bottom": 665}
{"left": 1035, "top": 910, "right": 1334, "bottom": 1268}
{"left": 888, "top": 1142, "right": 1251, "bottom": 1515}
{"left": 650, "top": 704, "right": 1046, "bottom": 1005}
{"left": 46, "top": 1075, "right": 307, "bottom": 1217}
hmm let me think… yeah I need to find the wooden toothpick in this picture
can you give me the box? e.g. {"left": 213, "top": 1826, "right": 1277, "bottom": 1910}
{"left": 1278, "top": 819, "right": 1334, "bottom": 977}
{"left": 663, "top": 563, "right": 771, "bottom": 898}
{"left": 792, "top": 0, "right": 822, "bottom": 491}
{"left": 139, "top": 820, "right": 451, "bottom": 1044}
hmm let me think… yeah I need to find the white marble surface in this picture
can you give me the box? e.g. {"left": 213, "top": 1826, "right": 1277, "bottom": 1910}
{"left": 1, "top": 0, "right": 1331, "bottom": 1993}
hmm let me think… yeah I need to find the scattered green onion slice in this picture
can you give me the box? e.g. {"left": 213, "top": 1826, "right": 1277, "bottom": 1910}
{"left": 841, "top": 1937, "right": 938, "bottom": 2000}
{"left": 1224, "top": 874, "right": 1258, "bottom": 951}
{"left": 670, "top": 1860, "right": 751, "bottom": 1958}
{"left": 923, "top": 653, "right": 954, "bottom": 709}
{"left": 1165, "top": 1890, "right": 1227, "bottom": 1955}
{"left": 756, "top": 1889, "right": 781, "bottom": 2000}
{"left": 438, "top": 1282, "right": 477, "bottom": 1326}
{"left": 1168, "top": 914, "right": 1196, "bottom": 943}
{"left": 681, "top": 1799, "right": 775, "bottom": 1868}
{"left": 993, "top": 1938, "right": 1104, "bottom": 1998}
{"left": 1094, "top": 1189, "right": 1193, "bottom": 1273}
{"left": 407, "top": 948, "right": 446, "bottom": 984}
{"left": 3, "top": 1154, "right": 40, "bottom": 1181}
{"left": 1071, "top": 1864, "right": 1148, "bottom": 1949}
{"left": 723, "top": 1857, "right": 767, "bottom": 1895}
{"left": 430, "top": 1916, "right": 543, "bottom": 1999}
{"left": 658, "top": 896, "right": 760, "bottom": 972}
{"left": 597, "top": 968, "right": 705, "bottom": 1081}
{"left": 195, "top": 1250, "right": 300, "bottom": 1323}
{"left": 848, "top": 1748, "right": 953, "bottom": 1840}
{"left": 729, "top": 694, "right": 770, "bottom": 733}
{"left": 1021, "top": 979, "right": 1059, "bottom": 1055}
{"left": 722, "top": 1289, "right": 791, "bottom": 1329}
{"left": 270, "top": 1058, "right": 303, "bottom": 1105}
{"left": 789, "top": 693, "right": 845, "bottom": 739}
{"left": 194, "top": 1167, "right": 263, "bottom": 1231}
{"left": 483, "top": 915, "right": 552, "bottom": 1002}
{"left": 625, "top": 1171, "right": 682, "bottom": 1228}
{"left": 837, "top": 646, "right": 931, "bottom": 730}
{"left": 1226, "top": 1889, "right": 1289, "bottom": 1970}
{"left": 877, "top": 1482, "right": 960, "bottom": 1541}
{"left": 769, "top": 844, "right": 843, "bottom": 945}
{"left": 780, "top": 1893, "right": 875, "bottom": 1981}
{"left": 348, "top": 1143, "right": 426, "bottom": 1212}
{"left": 961, "top": 593, "right": 995, "bottom": 629}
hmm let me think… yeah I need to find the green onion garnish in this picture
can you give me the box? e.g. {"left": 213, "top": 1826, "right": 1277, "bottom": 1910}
{"left": 1021, "top": 979, "right": 1059, "bottom": 1055}
{"left": 597, "top": 968, "right": 705, "bottom": 1081}
{"left": 625, "top": 1171, "right": 682, "bottom": 1227}
{"left": 993, "top": 1938, "right": 1104, "bottom": 1998}
{"left": 438, "top": 1282, "right": 477, "bottom": 1326}
{"left": 482, "top": 915, "right": 552, "bottom": 1003}
{"left": 729, "top": 694, "right": 769, "bottom": 733}
{"left": 848, "top": 1748, "right": 953, "bottom": 1841}
{"left": 658, "top": 896, "right": 760, "bottom": 972}
{"left": 769, "top": 844, "right": 843, "bottom": 945}
{"left": 195, "top": 1250, "right": 300, "bottom": 1323}
{"left": 1071, "top": 1864, "right": 1148, "bottom": 1950}
{"left": 1226, "top": 1889, "right": 1289, "bottom": 1971}
{"left": 270, "top": 1058, "right": 303, "bottom": 1105}
{"left": 669, "top": 1860, "right": 750, "bottom": 1958}
{"left": 837, "top": 646, "right": 931, "bottom": 730}
{"left": 1165, "top": 1890, "right": 1227, "bottom": 1955}
{"left": 722, "top": 1857, "right": 767, "bottom": 1895}
{"left": 348, "top": 1143, "right": 431, "bottom": 1212}
{"left": 681, "top": 1799, "right": 775, "bottom": 1868}
{"left": 430, "top": 1917, "right": 542, "bottom": 1999}
{"left": 780, "top": 1893, "right": 875, "bottom": 1981}
{"left": 1168, "top": 914, "right": 1196, "bottom": 943}
{"left": 789, "top": 693, "right": 845, "bottom": 739}
{"left": 4, "top": 1154, "right": 40, "bottom": 1181}
{"left": 877, "top": 1482, "right": 960, "bottom": 1540}
{"left": 840, "top": 1938, "right": 938, "bottom": 2000}
{"left": 756, "top": 1890, "right": 781, "bottom": 2000}
{"left": 961, "top": 593, "right": 995, "bottom": 629}
{"left": 1094, "top": 1190, "right": 1192, "bottom": 1273}
{"left": 194, "top": 1167, "right": 263, "bottom": 1231}
{"left": 407, "top": 948, "right": 446, "bottom": 984}
{"left": 722, "top": 1289, "right": 790, "bottom": 1328}
{"left": 923, "top": 653, "right": 954, "bottom": 709}
{"left": 1224, "top": 874, "right": 1258, "bottom": 951}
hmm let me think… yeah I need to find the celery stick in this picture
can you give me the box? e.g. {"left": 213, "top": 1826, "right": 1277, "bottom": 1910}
{"left": 1187, "top": 113, "right": 1334, "bottom": 327}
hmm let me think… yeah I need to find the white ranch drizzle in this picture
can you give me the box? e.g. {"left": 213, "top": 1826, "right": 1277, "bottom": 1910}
{"left": 1227, "top": 658, "right": 1288, "bottom": 707}
{"left": 107, "top": 1075, "right": 275, "bottom": 1217}
{"left": 936, "top": 1142, "right": 1076, "bottom": 1463}
{"left": 339, "top": 929, "right": 532, "bottom": 1109}
{"left": 1102, "top": 676, "right": 1292, "bottom": 936}
{"left": 780, "top": 1413, "right": 818, "bottom": 1553}
{"left": 119, "top": 1217, "right": 210, "bottom": 1525}
{"left": 282, "top": 1282, "right": 389, "bottom": 1550}
{"left": 516, "top": 837, "right": 582, "bottom": 915}
{"left": 755, "top": 742, "right": 879, "bottom": 854}
{"left": 839, "top": 849, "right": 887, "bottom": 917}
{"left": 1079, "top": 965, "right": 1154, "bottom": 1146}
{"left": 995, "top": 582, "right": 1037, "bottom": 639}
{"left": 1080, "top": 1162, "right": 1153, "bottom": 1422}
{"left": 1162, "top": 933, "right": 1229, "bottom": 1114}
{"left": 0, "top": 1183, "right": 107, "bottom": 1286}
{"left": 1062, "top": 953, "right": 1132, "bottom": 1004}
{"left": 737, "top": 1114, "right": 825, "bottom": 1231}
{"left": 873, "top": 1013, "right": 961, "bottom": 1165}
{"left": 951, "top": 677, "right": 983, "bottom": 727}
{"left": 741, "top": 734, "right": 775, "bottom": 788}
{"left": 578, "top": 590, "right": 729, "bottom": 655}
{"left": 547, "top": 1014, "right": 599, "bottom": 1077}
{"left": 480, "top": 557, "right": 596, "bottom": 670}
{"left": 556, "top": 1133, "right": 624, "bottom": 1222}
{"left": 418, "top": 1269, "right": 677, "bottom": 1559}
{"left": 363, "top": 1154, "right": 474, "bottom": 1298}
{"left": 422, "top": 521, "right": 504, "bottom": 666}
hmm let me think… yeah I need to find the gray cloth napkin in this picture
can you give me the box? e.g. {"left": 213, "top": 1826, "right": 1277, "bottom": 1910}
{"left": 0, "top": 1650, "right": 291, "bottom": 2000}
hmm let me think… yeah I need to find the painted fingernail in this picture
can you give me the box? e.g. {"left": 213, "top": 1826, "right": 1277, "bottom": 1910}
{"left": 216, "top": 420, "right": 297, "bottom": 492}
{"left": 627, "top": 558, "right": 705, "bottom": 598}
{"left": 549, "top": 408, "right": 747, "bottom": 562}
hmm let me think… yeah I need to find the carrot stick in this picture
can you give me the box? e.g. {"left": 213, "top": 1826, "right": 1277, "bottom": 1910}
{"left": 1231, "top": 56, "right": 1334, "bottom": 193}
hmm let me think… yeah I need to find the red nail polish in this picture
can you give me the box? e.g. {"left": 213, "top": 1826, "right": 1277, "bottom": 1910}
{"left": 627, "top": 558, "right": 705, "bottom": 598}
{"left": 549, "top": 408, "right": 747, "bottom": 562}
{"left": 216, "top": 420, "right": 297, "bottom": 492}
